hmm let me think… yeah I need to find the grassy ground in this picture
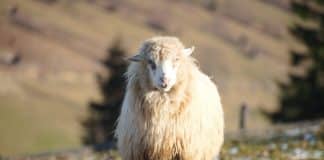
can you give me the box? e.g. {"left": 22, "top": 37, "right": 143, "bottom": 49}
{"left": 0, "top": 71, "right": 99, "bottom": 155}
{"left": 4, "top": 121, "right": 323, "bottom": 160}
{"left": 222, "top": 137, "right": 324, "bottom": 159}
{"left": 221, "top": 122, "right": 324, "bottom": 159}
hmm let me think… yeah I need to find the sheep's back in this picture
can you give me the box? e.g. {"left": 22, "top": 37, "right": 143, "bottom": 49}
{"left": 181, "top": 69, "right": 224, "bottom": 158}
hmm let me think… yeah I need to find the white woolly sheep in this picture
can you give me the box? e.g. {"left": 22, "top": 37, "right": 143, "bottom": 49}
{"left": 115, "top": 36, "right": 224, "bottom": 160}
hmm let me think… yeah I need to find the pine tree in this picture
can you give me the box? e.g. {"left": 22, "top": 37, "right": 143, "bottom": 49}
{"left": 82, "top": 38, "right": 127, "bottom": 145}
{"left": 270, "top": 0, "right": 324, "bottom": 122}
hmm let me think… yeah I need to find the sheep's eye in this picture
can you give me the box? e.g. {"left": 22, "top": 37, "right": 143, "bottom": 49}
{"left": 148, "top": 60, "right": 156, "bottom": 70}
{"left": 175, "top": 57, "right": 180, "bottom": 62}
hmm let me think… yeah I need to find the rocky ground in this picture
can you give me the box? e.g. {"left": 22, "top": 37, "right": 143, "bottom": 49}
{"left": 222, "top": 120, "right": 324, "bottom": 160}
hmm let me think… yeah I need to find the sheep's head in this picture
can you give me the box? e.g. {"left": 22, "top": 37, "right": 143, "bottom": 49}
{"left": 129, "top": 37, "right": 194, "bottom": 92}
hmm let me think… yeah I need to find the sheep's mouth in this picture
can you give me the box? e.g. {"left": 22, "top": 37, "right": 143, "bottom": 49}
{"left": 156, "top": 86, "right": 172, "bottom": 92}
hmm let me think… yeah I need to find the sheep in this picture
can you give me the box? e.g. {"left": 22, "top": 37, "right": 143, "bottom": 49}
{"left": 115, "top": 36, "right": 224, "bottom": 160}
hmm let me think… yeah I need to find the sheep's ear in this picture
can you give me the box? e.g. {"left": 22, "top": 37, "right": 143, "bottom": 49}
{"left": 128, "top": 54, "right": 143, "bottom": 62}
{"left": 183, "top": 46, "right": 195, "bottom": 56}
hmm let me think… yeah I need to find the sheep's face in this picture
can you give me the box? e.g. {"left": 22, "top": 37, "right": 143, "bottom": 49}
{"left": 147, "top": 55, "right": 177, "bottom": 92}
{"left": 130, "top": 44, "right": 194, "bottom": 92}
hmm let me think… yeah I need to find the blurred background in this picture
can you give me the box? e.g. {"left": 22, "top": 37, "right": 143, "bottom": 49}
{"left": 0, "top": 0, "right": 323, "bottom": 159}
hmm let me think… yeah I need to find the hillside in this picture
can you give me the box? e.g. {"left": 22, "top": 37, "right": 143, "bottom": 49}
{"left": 0, "top": 0, "right": 301, "bottom": 155}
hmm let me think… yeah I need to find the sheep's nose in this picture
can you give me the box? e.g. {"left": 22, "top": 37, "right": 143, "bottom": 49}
{"left": 160, "top": 77, "right": 169, "bottom": 83}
